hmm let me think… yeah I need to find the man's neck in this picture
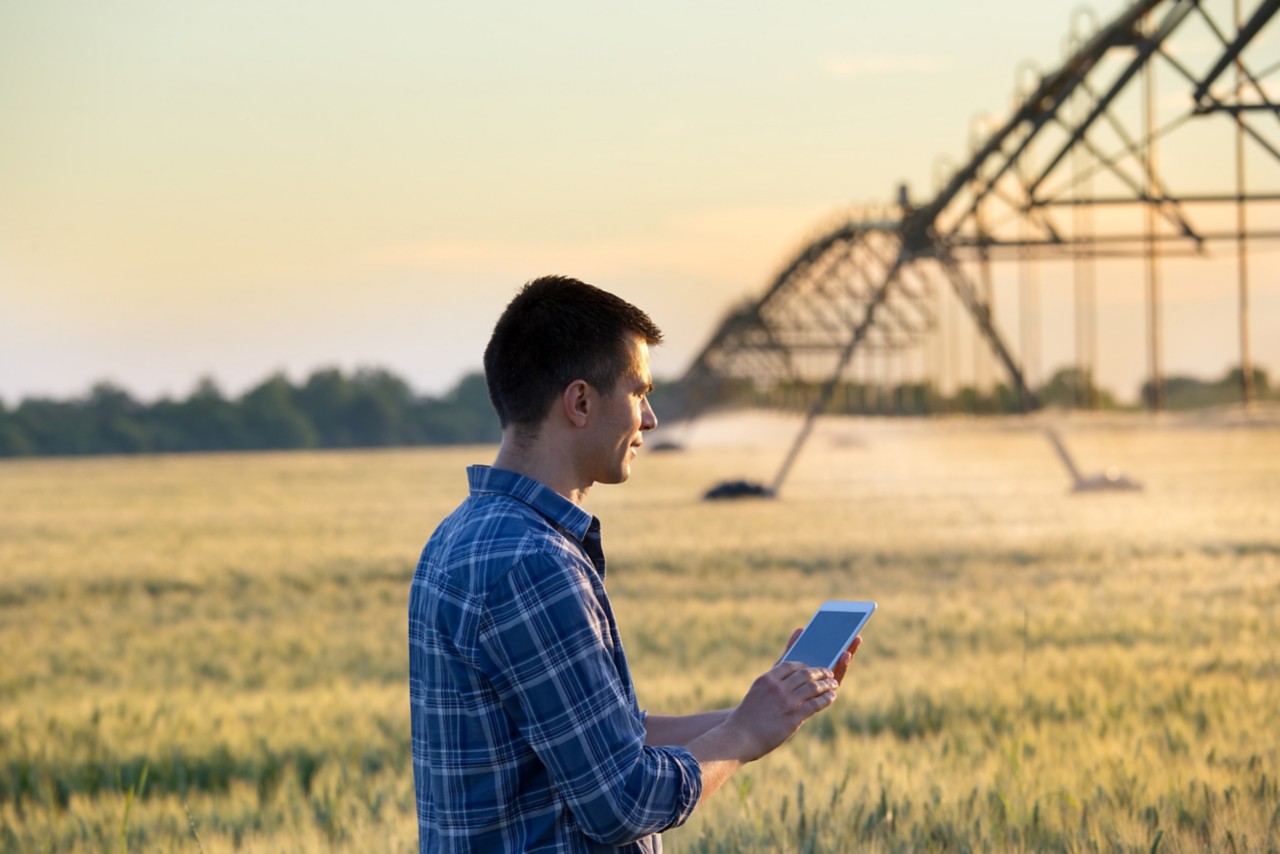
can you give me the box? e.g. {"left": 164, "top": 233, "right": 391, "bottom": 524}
{"left": 492, "top": 435, "right": 593, "bottom": 506}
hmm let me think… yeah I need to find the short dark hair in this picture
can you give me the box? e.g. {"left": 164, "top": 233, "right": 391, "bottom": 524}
{"left": 483, "top": 276, "right": 663, "bottom": 430}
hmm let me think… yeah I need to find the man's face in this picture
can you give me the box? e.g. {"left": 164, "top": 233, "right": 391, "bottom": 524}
{"left": 584, "top": 335, "right": 658, "bottom": 485}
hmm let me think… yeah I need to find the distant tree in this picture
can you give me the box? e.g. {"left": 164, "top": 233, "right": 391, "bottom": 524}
{"left": 447, "top": 372, "right": 494, "bottom": 415}
{"left": 0, "top": 402, "right": 34, "bottom": 457}
{"left": 84, "top": 382, "right": 150, "bottom": 454}
{"left": 953, "top": 385, "right": 982, "bottom": 414}
{"left": 291, "top": 367, "right": 424, "bottom": 447}
{"left": 240, "top": 374, "right": 318, "bottom": 450}
{"left": 145, "top": 377, "right": 244, "bottom": 452}
{"left": 11, "top": 397, "right": 94, "bottom": 455}
{"left": 414, "top": 372, "right": 500, "bottom": 445}
{"left": 1038, "top": 367, "right": 1116, "bottom": 410}
{"left": 993, "top": 382, "right": 1030, "bottom": 414}
{"left": 889, "top": 382, "right": 928, "bottom": 415}
{"left": 345, "top": 368, "right": 415, "bottom": 446}
{"left": 1143, "top": 364, "right": 1275, "bottom": 409}
{"left": 295, "top": 368, "right": 355, "bottom": 447}
{"left": 1223, "top": 365, "right": 1271, "bottom": 396}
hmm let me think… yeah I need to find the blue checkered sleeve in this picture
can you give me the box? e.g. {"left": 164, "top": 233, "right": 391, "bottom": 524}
{"left": 477, "top": 551, "right": 702, "bottom": 845}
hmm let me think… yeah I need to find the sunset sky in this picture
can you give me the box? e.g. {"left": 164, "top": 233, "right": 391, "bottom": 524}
{"left": 2, "top": 0, "right": 1277, "bottom": 407}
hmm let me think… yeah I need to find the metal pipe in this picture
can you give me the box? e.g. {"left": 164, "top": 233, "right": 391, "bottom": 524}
{"left": 1144, "top": 13, "right": 1165, "bottom": 411}
{"left": 1237, "top": 0, "right": 1259, "bottom": 409}
{"left": 971, "top": 114, "right": 995, "bottom": 405}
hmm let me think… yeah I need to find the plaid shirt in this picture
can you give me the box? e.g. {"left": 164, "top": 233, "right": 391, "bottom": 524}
{"left": 409, "top": 465, "right": 702, "bottom": 852}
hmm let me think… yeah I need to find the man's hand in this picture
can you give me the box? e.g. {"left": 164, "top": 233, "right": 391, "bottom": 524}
{"left": 685, "top": 628, "right": 865, "bottom": 805}
{"left": 779, "top": 627, "right": 863, "bottom": 686}
{"left": 721, "top": 661, "right": 839, "bottom": 762}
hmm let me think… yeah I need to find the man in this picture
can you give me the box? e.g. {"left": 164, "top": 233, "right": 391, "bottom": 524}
{"left": 409, "top": 276, "right": 860, "bottom": 852}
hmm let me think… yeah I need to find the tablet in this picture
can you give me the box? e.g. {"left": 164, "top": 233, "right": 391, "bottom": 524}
{"left": 779, "top": 600, "right": 876, "bottom": 670}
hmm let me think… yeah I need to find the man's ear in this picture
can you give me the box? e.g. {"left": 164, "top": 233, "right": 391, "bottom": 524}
{"left": 561, "top": 380, "right": 592, "bottom": 428}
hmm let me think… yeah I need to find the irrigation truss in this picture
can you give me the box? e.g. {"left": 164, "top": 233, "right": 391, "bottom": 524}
{"left": 678, "top": 0, "right": 1280, "bottom": 496}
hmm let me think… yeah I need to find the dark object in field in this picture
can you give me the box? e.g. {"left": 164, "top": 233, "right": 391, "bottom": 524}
{"left": 703, "top": 480, "right": 775, "bottom": 500}
{"left": 651, "top": 440, "right": 684, "bottom": 452}
{"left": 1046, "top": 428, "right": 1144, "bottom": 493}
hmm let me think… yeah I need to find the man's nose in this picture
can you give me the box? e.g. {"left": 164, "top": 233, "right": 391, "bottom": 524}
{"left": 641, "top": 398, "right": 657, "bottom": 431}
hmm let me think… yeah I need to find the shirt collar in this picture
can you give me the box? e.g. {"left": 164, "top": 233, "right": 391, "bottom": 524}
{"left": 466, "top": 464, "right": 595, "bottom": 543}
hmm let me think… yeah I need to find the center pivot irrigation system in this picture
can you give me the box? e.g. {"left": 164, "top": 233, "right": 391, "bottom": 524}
{"left": 675, "top": 0, "right": 1280, "bottom": 499}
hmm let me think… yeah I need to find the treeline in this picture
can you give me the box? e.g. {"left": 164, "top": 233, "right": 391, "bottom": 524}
{"left": 1140, "top": 366, "right": 1274, "bottom": 410}
{"left": 698, "top": 364, "right": 1273, "bottom": 416}
{"left": 0, "top": 368, "right": 500, "bottom": 458}
{"left": 1, "top": 363, "right": 1272, "bottom": 459}
{"left": 1042, "top": 364, "right": 1272, "bottom": 411}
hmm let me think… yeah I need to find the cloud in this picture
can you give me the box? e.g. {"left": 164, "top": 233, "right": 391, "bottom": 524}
{"left": 821, "top": 54, "right": 948, "bottom": 78}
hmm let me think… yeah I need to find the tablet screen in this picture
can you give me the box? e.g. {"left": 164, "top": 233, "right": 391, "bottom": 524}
{"left": 782, "top": 609, "right": 870, "bottom": 668}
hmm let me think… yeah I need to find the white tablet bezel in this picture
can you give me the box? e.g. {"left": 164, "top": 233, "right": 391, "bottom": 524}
{"left": 779, "top": 600, "right": 877, "bottom": 670}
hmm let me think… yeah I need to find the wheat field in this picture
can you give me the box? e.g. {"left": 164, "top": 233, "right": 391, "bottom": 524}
{"left": 2, "top": 411, "right": 1278, "bottom": 852}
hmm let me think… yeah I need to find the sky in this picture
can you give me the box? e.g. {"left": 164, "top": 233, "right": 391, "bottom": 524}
{"left": 1, "top": 0, "right": 1277, "bottom": 407}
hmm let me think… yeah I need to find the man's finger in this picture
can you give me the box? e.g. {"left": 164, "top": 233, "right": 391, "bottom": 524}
{"left": 780, "top": 666, "right": 831, "bottom": 693}
{"left": 774, "top": 628, "right": 804, "bottom": 664}
{"left": 833, "top": 635, "right": 863, "bottom": 684}
{"left": 803, "top": 688, "right": 838, "bottom": 717}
